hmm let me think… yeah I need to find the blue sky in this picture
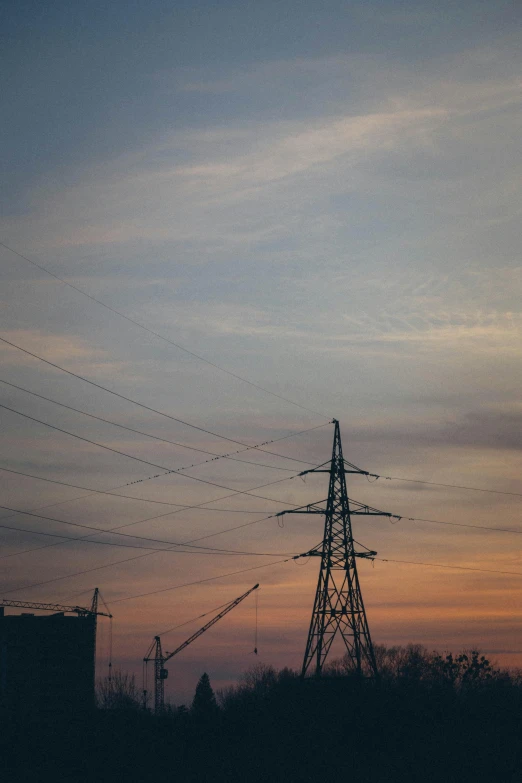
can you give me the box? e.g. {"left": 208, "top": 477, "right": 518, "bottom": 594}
{"left": 1, "top": 0, "right": 522, "bottom": 703}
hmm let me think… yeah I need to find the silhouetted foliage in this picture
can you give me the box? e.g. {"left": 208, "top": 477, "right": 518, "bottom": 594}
{"left": 326, "top": 644, "right": 505, "bottom": 690}
{"left": 96, "top": 669, "right": 142, "bottom": 711}
{"left": 4, "top": 646, "right": 522, "bottom": 782}
{"left": 191, "top": 672, "right": 218, "bottom": 719}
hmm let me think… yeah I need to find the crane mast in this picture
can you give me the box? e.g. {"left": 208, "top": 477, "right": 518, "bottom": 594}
{"left": 143, "top": 636, "right": 168, "bottom": 714}
{"left": 144, "top": 583, "right": 259, "bottom": 713}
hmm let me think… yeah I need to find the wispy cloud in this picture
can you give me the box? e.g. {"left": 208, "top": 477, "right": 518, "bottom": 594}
{"left": 0, "top": 329, "right": 110, "bottom": 366}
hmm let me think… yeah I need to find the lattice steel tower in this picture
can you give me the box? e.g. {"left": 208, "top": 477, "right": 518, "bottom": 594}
{"left": 278, "top": 419, "right": 396, "bottom": 678}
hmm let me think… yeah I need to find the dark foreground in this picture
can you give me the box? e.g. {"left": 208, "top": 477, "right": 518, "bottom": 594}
{"left": 3, "top": 648, "right": 522, "bottom": 782}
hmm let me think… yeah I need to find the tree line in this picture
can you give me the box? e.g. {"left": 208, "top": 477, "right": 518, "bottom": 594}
{"left": 3, "top": 644, "right": 522, "bottom": 782}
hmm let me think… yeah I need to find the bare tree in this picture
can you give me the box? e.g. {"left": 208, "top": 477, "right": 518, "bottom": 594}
{"left": 97, "top": 669, "right": 142, "bottom": 711}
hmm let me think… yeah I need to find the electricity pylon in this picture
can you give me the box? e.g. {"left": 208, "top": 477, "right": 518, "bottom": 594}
{"left": 277, "top": 420, "right": 398, "bottom": 679}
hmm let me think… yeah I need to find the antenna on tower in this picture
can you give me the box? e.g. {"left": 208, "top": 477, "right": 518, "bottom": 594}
{"left": 277, "top": 420, "right": 399, "bottom": 679}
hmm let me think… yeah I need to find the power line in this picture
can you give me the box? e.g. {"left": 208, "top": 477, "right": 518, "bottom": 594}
{"left": 0, "top": 466, "right": 277, "bottom": 510}
{"left": 8, "top": 468, "right": 522, "bottom": 599}
{"left": 5, "top": 458, "right": 522, "bottom": 538}
{"left": 2, "top": 530, "right": 292, "bottom": 595}
{"left": 10, "top": 476, "right": 522, "bottom": 597}
{"left": 0, "top": 515, "right": 277, "bottom": 595}
{"left": 0, "top": 240, "right": 328, "bottom": 419}
{"left": 0, "top": 500, "right": 296, "bottom": 598}
{"left": 0, "top": 464, "right": 300, "bottom": 584}
{"left": 0, "top": 504, "right": 280, "bottom": 598}
{"left": 0, "top": 378, "right": 312, "bottom": 472}
{"left": 377, "top": 556, "right": 522, "bottom": 578}
{"left": 0, "top": 465, "right": 182, "bottom": 508}
{"left": 0, "top": 464, "right": 279, "bottom": 561}
{"left": 375, "top": 474, "right": 522, "bottom": 500}
{"left": 0, "top": 507, "right": 271, "bottom": 561}
{"left": 157, "top": 598, "right": 238, "bottom": 637}
{"left": 0, "top": 462, "right": 300, "bottom": 566}
{"left": 15, "top": 444, "right": 512, "bottom": 572}
{"left": 13, "top": 502, "right": 522, "bottom": 600}
{"left": 0, "top": 416, "right": 324, "bottom": 520}
{"left": 13, "top": 547, "right": 522, "bottom": 605}
{"left": 0, "top": 502, "right": 284, "bottom": 554}
{"left": 15, "top": 418, "right": 521, "bottom": 600}
{"left": 6, "top": 326, "right": 521, "bottom": 504}
{"left": 391, "top": 514, "right": 522, "bottom": 537}
{"left": 0, "top": 516, "right": 294, "bottom": 556}
{"left": 179, "top": 513, "right": 276, "bottom": 547}
{"left": 0, "top": 479, "right": 288, "bottom": 592}
{"left": 112, "top": 558, "right": 292, "bottom": 604}
{"left": 12, "top": 503, "right": 517, "bottom": 598}
{"left": 0, "top": 494, "right": 278, "bottom": 567}
{"left": 0, "top": 334, "right": 324, "bottom": 464}
{"left": 3, "top": 550, "right": 138, "bottom": 595}
{"left": 0, "top": 402, "right": 302, "bottom": 506}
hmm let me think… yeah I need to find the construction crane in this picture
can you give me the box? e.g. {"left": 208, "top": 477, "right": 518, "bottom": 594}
{"left": 143, "top": 583, "right": 259, "bottom": 714}
{"left": 0, "top": 589, "right": 112, "bottom": 618}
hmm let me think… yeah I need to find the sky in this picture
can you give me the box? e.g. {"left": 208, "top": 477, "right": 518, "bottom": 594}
{"left": 1, "top": 0, "right": 522, "bottom": 704}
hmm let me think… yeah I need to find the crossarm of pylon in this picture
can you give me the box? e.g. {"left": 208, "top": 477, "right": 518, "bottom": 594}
{"left": 349, "top": 498, "right": 400, "bottom": 518}
{"left": 276, "top": 497, "right": 400, "bottom": 519}
{"left": 293, "top": 548, "right": 377, "bottom": 561}
{"left": 297, "top": 457, "right": 378, "bottom": 478}
{"left": 275, "top": 500, "right": 329, "bottom": 517}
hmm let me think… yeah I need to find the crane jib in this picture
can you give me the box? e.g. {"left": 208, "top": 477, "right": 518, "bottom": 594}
{"left": 143, "top": 583, "right": 259, "bottom": 713}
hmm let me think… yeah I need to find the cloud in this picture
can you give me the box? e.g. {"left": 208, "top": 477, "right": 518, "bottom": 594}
{"left": 6, "top": 46, "right": 520, "bottom": 257}
{"left": 1, "top": 104, "right": 450, "bottom": 255}
{"left": 0, "top": 329, "right": 110, "bottom": 366}
{"left": 346, "top": 406, "right": 522, "bottom": 453}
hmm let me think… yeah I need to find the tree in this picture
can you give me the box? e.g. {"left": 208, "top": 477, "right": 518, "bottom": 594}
{"left": 240, "top": 663, "right": 277, "bottom": 696}
{"left": 431, "top": 650, "right": 500, "bottom": 690}
{"left": 325, "top": 644, "right": 431, "bottom": 680}
{"left": 191, "top": 673, "right": 218, "bottom": 719}
{"left": 326, "top": 644, "right": 505, "bottom": 692}
{"left": 97, "top": 669, "right": 142, "bottom": 711}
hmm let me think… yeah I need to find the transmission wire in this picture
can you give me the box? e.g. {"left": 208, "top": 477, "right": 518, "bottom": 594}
{"left": 0, "top": 402, "right": 303, "bottom": 505}
{"left": 0, "top": 466, "right": 297, "bottom": 564}
{"left": 377, "top": 557, "right": 522, "bottom": 578}
{"left": 0, "top": 465, "right": 282, "bottom": 510}
{"left": 112, "top": 558, "right": 292, "bottom": 604}
{"left": 375, "top": 473, "right": 522, "bottom": 500}
{"left": 0, "top": 378, "right": 313, "bottom": 472}
{"left": 0, "top": 502, "right": 291, "bottom": 554}
{"left": 390, "top": 514, "right": 522, "bottom": 537}
{"left": 157, "top": 598, "right": 235, "bottom": 637}
{"left": 0, "top": 241, "right": 329, "bottom": 419}
{"left": 0, "top": 334, "right": 325, "bottom": 464}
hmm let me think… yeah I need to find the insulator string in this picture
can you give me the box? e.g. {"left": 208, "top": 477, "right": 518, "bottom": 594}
{"left": 254, "top": 589, "right": 258, "bottom": 655}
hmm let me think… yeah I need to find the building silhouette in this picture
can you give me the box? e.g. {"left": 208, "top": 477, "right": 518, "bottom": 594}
{"left": 0, "top": 608, "right": 96, "bottom": 714}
